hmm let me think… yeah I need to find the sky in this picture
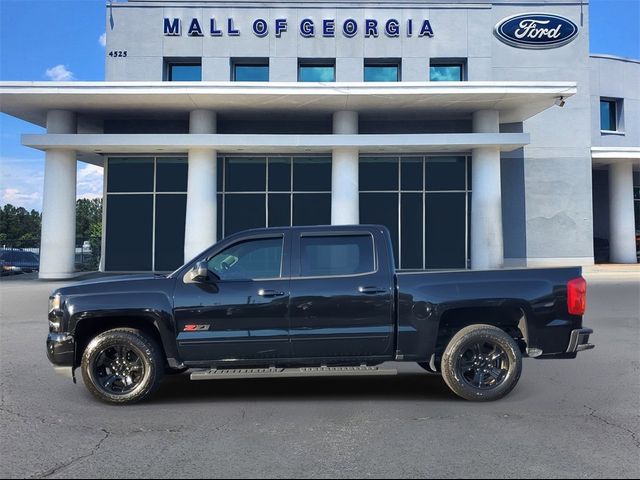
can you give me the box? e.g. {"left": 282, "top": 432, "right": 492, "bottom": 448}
{"left": 0, "top": 0, "right": 639, "bottom": 212}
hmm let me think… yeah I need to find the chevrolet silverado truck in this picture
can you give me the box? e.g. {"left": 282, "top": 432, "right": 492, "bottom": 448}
{"left": 47, "top": 225, "right": 594, "bottom": 404}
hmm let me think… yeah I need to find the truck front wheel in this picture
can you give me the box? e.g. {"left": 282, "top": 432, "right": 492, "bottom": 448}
{"left": 441, "top": 324, "right": 522, "bottom": 402}
{"left": 81, "top": 328, "right": 164, "bottom": 405}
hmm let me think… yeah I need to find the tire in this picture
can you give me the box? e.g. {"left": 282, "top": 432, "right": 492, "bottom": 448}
{"left": 440, "top": 324, "right": 522, "bottom": 402}
{"left": 81, "top": 328, "right": 164, "bottom": 405}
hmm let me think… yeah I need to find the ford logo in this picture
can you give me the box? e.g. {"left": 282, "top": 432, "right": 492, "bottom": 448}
{"left": 494, "top": 13, "right": 579, "bottom": 49}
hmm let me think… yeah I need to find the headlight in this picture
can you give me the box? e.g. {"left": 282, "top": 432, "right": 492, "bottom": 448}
{"left": 49, "top": 294, "right": 61, "bottom": 313}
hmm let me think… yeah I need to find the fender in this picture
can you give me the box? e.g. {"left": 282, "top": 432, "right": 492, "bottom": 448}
{"left": 65, "top": 290, "right": 179, "bottom": 366}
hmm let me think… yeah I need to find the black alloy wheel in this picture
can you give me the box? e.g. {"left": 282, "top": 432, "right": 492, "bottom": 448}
{"left": 81, "top": 328, "right": 164, "bottom": 404}
{"left": 441, "top": 324, "right": 522, "bottom": 402}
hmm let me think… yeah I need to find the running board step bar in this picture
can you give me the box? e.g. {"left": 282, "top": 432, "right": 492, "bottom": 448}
{"left": 190, "top": 365, "right": 398, "bottom": 381}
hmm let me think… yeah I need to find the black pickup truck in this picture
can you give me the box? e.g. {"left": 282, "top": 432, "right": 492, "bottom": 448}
{"left": 47, "top": 225, "right": 593, "bottom": 404}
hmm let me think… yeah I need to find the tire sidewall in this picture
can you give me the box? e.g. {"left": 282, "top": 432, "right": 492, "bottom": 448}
{"left": 81, "top": 330, "right": 162, "bottom": 405}
{"left": 442, "top": 325, "right": 522, "bottom": 402}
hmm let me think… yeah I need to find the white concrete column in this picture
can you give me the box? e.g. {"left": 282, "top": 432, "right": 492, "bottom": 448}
{"left": 331, "top": 111, "right": 359, "bottom": 225}
{"left": 471, "top": 110, "right": 504, "bottom": 270}
{"left": 608, "top": 161, "right": 637, "bottom": 263}
{"left": 184, "top": 110, "right": 218, "bottom": 261}
{"left": 39, "top": 110, "right": 77, "bottom": 279}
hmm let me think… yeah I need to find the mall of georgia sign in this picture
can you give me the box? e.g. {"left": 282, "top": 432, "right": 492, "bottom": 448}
{"left": 494, "top": 13, "right": 579, "bottom": 49}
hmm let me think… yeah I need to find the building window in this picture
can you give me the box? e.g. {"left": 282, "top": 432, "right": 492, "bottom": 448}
{"left": 430, "top": 60, "right": 465, "bottom": 81}
{"left": 232, "top": 59, "right": 269, "bottom": 81}
{"left": 364, "top": 59, "right": 400, "bottom": 82}
{"left": 105, "top": 157, "right": 188, "bottom": 271}
{"left": 165, "top": 59, "right": 202, "bottom": 81}
{"left": 600, "top": 98, "right": 623, "bottom": 132}
{"left": 359, "top": 155, "right": 471, "bottom": 270}
{"left": 298, "top": 59, "right": 336, "bottom": 82}
{"left": 219, "top": 156, "right": 332, "bottom": 238}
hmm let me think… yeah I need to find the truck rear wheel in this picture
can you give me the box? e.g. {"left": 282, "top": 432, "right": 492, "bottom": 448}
{"left": 440, "top": 324, "right": 522, "bottom": 402}
{"left": 81, "top": 328, "right": 164, "bottom": 405}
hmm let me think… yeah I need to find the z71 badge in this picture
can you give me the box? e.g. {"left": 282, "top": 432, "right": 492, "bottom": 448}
{"left": 183, "top": 324, "right": 210, "bottom": 332}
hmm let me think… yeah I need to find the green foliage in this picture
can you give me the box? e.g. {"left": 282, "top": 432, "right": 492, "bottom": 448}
{"left": 1, "top": 199, "right": 103, "bottom": 271}
{"left": 76, "top": 198, "right": 103, "bottom": 242}
{"left": 0, "top": 205, "right": 41, "bottom": 247}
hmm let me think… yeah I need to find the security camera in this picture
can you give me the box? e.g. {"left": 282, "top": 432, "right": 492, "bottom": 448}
{"left": 554, "top": 97, "right": 566, "bottom": 108}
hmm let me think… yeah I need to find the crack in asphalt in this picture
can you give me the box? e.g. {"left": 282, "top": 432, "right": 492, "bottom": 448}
{"left": 585, "top": 405, "right": 640, "bottom": 449}
{"left": 0, "top": 404, "right": 56, "bottom": 427}
{"left": 30, "top": 429, "right": 111, "bottom": 479}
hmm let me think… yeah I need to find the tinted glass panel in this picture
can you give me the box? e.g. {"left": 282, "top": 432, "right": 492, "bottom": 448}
{"left": 364, "top": 65, "right": 399, "bottom": 82}
{"left": 217, "top": 158, "right": 223, "bottom": 191}
{"left": 300, "top": 235, "right": 374, "bottom": 277}
{"left": 293, "top": 157, "right": 331, "bottom": 191}
{"left": 234, "top": 65, "right": 269, "bottom": 81}
{"left": 600, "top": 100, "right": 616, "bottom": 131}
{"left": 425, "top": 157, "right": 466, "bottom": 191}
{"left": 155, "top": 194, "right": 187, "bottom": 271}
{"left": 293, "top": 193, "right": 331, "bottom": 226}
{"left": 225, "top": 157, "right": 266, "bottom": 192}
{"left": 208, "top": 237, "right": 282, "bottom": 280}
{"left": 268, "top": 158, "right": 291, "bottom": 191}
{"left": 105, "top": 194, "right": 153, "bottom": 270}
{"left": 425, "top": 193, "right": 466, "bottom": 269}
{"left": 224, "top": 194, "right": 266, "bottom": 236}
{"left": 401, "top": 157, "right": 423, "bottom": 190}
{"left": 299, "top": 65, "right": 335, "bottom": 82}
{"left": 268, "top": 193, "right": 291, "bottom": 227}
{"left": 360, "top": 157, "right": 399, "bottom": 191}
{"left": 169, "top": 64, "right": 202, "bottom": 81}
{"left": 156, "top": 157, "right": 188, "bottom": 192}
{"left": 430, "top": 65, "right": 462, "bottom": 81}
{"left": 401, "top": 193, "right": 423, "bottom": 269}
{"left": 217, "top": 193, "right": 223, "bottom": 241}
{"left": 360, "top": 192, "right": 399, "bottom": 265}
{"left": 107, "top": 158, "right": 154, "bottom": 193}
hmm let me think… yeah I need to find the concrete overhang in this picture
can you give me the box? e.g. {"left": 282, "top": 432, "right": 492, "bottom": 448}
{"left": 591, "top": 147, "right": 640, "bottom": 169}
{"left": 22, "top": 132, "right": 530, "bottom": 159}
{"left": 0, "top": 81, "right": 577, "bottom": 125}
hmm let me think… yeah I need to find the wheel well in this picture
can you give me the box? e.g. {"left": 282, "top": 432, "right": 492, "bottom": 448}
{"left": 73, "top": 317, "right": 167, "bottom": 368}
{"left": 434, "top": 306, "right": 528, "bottom": 361}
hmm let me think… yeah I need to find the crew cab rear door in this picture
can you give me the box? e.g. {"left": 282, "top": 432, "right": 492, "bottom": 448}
{"left": 288, "top": 228, "right": 395, "bottom": 359}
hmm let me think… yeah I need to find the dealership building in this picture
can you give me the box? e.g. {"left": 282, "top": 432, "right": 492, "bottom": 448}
{"left": 0, "top": 0, "right": 638, "bottom": 279}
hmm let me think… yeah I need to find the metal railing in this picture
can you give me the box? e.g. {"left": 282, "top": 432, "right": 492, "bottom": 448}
{"left": 0, "top": 237, "right": 102, "bottom": 271}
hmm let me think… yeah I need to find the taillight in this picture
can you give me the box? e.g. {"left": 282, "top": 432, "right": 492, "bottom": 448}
{"left": 567, "top": 277, "right": 587, "bottom": 316}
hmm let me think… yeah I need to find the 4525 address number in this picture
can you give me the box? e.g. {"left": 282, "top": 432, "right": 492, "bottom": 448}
{"left": 108, "top": 51, "right": 128, "bottom": 58}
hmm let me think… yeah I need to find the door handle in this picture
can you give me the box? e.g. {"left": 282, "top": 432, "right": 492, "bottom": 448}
{"left": 358, "top": 286, "right": 387, "bottom": 295}
{"left": 258, "top": 289, "right": 286, "bottom": 297}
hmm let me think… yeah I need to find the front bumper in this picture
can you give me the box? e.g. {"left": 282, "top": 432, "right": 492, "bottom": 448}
{"left": 566, "top": 328, "right": 595, "bottom": 353}
{"left": 46, "top": 333, "right": 75, "bottom": 366}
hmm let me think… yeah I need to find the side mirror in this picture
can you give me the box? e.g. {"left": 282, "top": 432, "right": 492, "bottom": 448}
{"left": 185, "top": 261, "right": 214, "bottom": 283}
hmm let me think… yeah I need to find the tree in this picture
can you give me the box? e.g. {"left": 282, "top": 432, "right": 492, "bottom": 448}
{"left": 0, "top": 204, "right": 41, "bottom": 247}
{"left": 76, "top": 198, "right": 102, "bottom": 243}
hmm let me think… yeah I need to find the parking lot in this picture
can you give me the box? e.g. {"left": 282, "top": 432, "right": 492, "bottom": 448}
{"left": 1, "top": 272, "right": 639, "bottom": 478}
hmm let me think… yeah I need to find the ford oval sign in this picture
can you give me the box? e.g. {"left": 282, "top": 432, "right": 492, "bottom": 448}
{"left": 494, "top": 13, "right": 579, "bottom": 49}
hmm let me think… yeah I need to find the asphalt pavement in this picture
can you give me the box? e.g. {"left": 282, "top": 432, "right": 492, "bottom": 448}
{"left": 0, "top": 272, "right": 638, "bottom": 478}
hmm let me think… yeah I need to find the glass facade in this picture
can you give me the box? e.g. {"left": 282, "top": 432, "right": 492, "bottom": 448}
{"left": 166, "top": 63, "right": 202, "bottom": 81}
{"left": 218, "top": 156, "right": 332, "bottom": 238}
{"left": 600, "top": 99, "right": 617, "bottom": 131}
{"left": 105, "top": 157, "right": 188, "bottom": 271}
{"left": 430, "top": 64, "right": 464, "bottom": 81}
{"left": 359, "top": 156, "right": 471, "bottom": 270}
{"left": 233, "top": 64, "right": 269, "bottom": 81}
{"left": 298, "top": 61, "right": 336, "bottom": 82}
{"left": 105, "top": 154, "right": 472, "bottom": 272}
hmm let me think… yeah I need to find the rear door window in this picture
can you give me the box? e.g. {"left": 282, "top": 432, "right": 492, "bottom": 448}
{"left": 299, "top": 235, "right": 375, "bottom": 277}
